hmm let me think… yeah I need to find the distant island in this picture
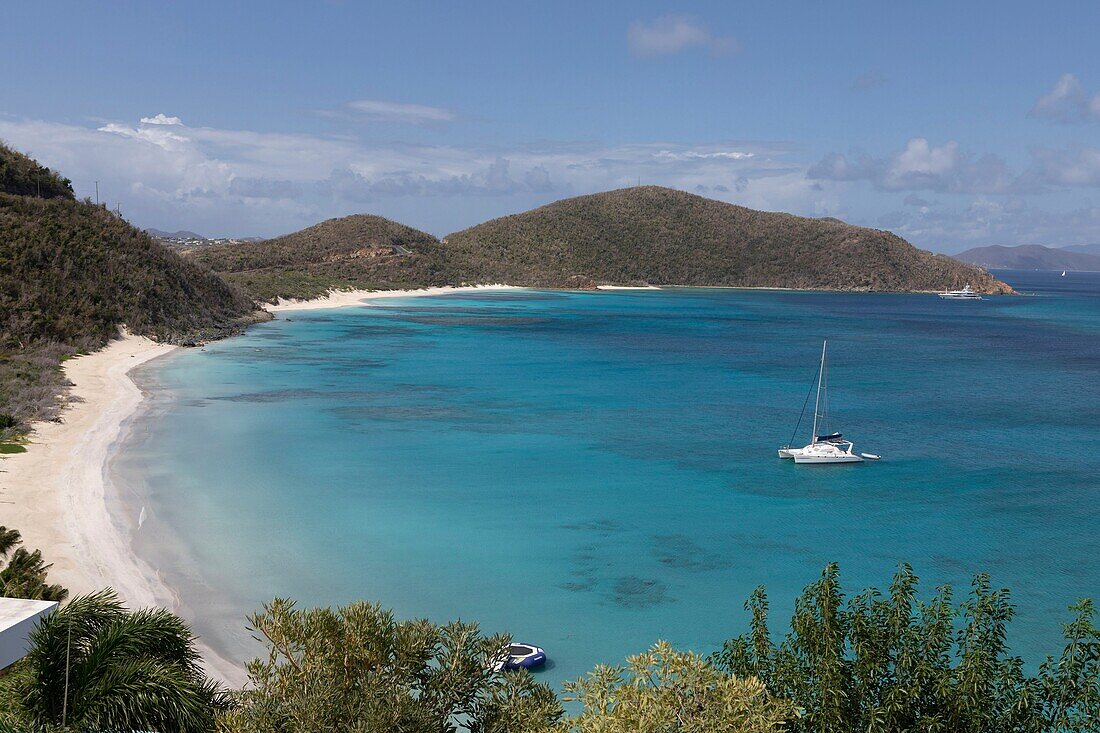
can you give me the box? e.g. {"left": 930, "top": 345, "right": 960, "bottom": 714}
{"left": 194, "top": 186, "right": 1012, "bottom": 301}
{"left": 1061, "top": 243, "right": 1100, "bottom": 257}
{"left": 954, "top": 243, "right": 1100, "bottom": 271}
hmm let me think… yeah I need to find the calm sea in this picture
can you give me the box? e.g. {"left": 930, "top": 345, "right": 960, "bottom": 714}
{"left": 116, "top": 269, "right": 1100, "bottom": 685}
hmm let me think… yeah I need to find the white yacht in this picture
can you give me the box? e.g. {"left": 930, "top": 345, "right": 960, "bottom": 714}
{"left": 938, "top": 284, "right": 983, "bottom": 300}
{"left": 778, "top": 340, "right": 871, "bottom": 465}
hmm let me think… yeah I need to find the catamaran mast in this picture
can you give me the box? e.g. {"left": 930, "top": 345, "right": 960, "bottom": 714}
{"left": 811, "top": 340, "right": 826, "bottom": 444}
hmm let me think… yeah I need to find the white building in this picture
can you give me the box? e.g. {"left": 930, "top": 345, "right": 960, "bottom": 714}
{"left": 0, "top": 597, "right": 57, "bottom": 669}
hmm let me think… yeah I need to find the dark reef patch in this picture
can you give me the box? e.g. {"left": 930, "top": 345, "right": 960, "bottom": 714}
{"left": 652, "top": 534, "right": 730, "bottom": 572}
{"left": 612, "top": 576, "right": 671, "bottom": 609}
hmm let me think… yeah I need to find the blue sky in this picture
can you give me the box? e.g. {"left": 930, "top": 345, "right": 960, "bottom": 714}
{"left": 2, "top": 1, "right": 1099, "bottom": 251}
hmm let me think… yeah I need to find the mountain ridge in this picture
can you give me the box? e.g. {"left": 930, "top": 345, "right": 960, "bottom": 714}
{"left": 196, "top": 186, "right": 1011, "bottom": 300}
{"left": 954, "top": 244, "right": 1100, "bottom": 271}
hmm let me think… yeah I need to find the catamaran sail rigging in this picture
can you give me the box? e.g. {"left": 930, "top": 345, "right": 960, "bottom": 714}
{"left": 777, "top": 340, "right": 873, "bottom": 464}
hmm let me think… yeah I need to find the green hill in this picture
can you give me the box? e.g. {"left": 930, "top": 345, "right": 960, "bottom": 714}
{"left": 191, "top": 215, "right": 450, "bottom": 301}
{"left": 444, "top": 187, "right": 1013, "bottom": 293}
{"left": 198, "top": 187, "right": 1011, "bottom": 302}
{"left": 0, "top": 145, "right": 264, "bottom": 440}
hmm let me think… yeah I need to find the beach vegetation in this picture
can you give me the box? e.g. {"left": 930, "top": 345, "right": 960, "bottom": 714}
{"left": 1, "top": 589, "right": 227, "bottom": 733}
{"left": 216, "top": 597, "right": 563, "bottom": 732}
{"left": 714, "top": 563, "right": 1100, "bottom": 732}
{"left": 0, "top": 526, "right": 66, "bottom": 602}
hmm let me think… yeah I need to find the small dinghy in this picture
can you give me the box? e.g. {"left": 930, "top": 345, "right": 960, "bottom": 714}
{"left": 860, "top": 453, "right": 881, "bottom": 460}
{"left": 492, "top": 643, "right": 547, "bottom": 672}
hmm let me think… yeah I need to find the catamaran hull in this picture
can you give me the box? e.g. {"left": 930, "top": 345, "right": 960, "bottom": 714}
{"left": 793, "top": 454, "right": 864, "bottom": 464}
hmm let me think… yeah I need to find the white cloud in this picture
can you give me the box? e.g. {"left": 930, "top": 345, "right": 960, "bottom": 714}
{"left": 1029, "top": 146, "right": 1100, "bottom": 186}
{"left": 654, "top": 150, "right": 754, "bottom": 161}
{"left": 344, "top": 99, "right": 454, "bottom": 123}
{"left": 627, "top": 16, "right": 739, "bottom": 57}
{"left": 809, "top": 138, "right": 1018, "bottom": 194}
{"left": 1030, "top": 73, "right": 1100, "bottom": 123}
{"left": 140, "top": 113, "right": 183, "bottom": 126}
{"left": 880, "top": 198, "right": 1100, "bottom": 250}
{"left": 0, "top": 113, "right": 821, "bottom": 236}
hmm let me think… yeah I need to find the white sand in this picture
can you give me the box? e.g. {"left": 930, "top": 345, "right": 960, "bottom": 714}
{"left": 596, "top": 285, "right": 662, "bottom": 290}
{"left": 0, "top": 285, "right": 532, "bottom": 685}
{"left": 0, "top": 333, "right": 244, "bottom": 683}
{"left": 267, "top": 284, "right": 525, "bottom": 312}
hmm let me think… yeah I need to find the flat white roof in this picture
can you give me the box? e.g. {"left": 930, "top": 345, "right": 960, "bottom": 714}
{"left": 0, "top": 597, "right": 57, "bottom": 669}
{"left": 0, "top": 598, "right": 57, "bottom": 631}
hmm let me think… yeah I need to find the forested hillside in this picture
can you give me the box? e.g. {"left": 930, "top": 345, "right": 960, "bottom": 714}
{"left": 0, "top": 143, "right": 73, "bottom": 199}
{"left": 198, "top": 187, "right": 1012, "bottom": 301}
{"left": 0, "top": 145, "right": 264, "bottom": 440}
{"left": 445, "top": 187, "right": 1013, "bottom": 293}
{"left": 191, "top": 214, "right": 451, "bottom": 301}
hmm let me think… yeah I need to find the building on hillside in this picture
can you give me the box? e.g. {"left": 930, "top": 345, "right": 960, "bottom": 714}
{"left": 0, "top": 597, "right": 57, "bottom": 669}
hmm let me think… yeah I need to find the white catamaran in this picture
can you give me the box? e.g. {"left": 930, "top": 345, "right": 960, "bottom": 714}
{"left": 778, "top": 340, "right": 877, "bottom": 464}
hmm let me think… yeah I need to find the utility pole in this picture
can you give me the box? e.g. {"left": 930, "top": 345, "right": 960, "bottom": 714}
{"left": 95, "top": 181, "right": 99, "bottom": 205}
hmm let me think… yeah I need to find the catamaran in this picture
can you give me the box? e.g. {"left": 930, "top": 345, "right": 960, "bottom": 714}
{"left": 778, "top": 340, "right": 873, "bottom": 464}
{"left": 938, "top": 284, "right": 982, "bottom": 300}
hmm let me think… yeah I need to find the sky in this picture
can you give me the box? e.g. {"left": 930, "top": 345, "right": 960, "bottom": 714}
{"left": 2, "top": 0, "right": 1099, "bottom": 252}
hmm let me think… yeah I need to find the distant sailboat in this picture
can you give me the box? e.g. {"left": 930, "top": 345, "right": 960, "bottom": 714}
{"left": 778, "top": 341, "right": 870, "bottom": 464}
{"left": 1062, "top": 270, "right": 1067, "bottom": 277}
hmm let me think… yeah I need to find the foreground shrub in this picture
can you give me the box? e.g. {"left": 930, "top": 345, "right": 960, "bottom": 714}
{"left": 218, "top": 598, "right": 562, "bottom": 732}
{"left": 714, "top": 563, "right": 1100, "bottom": 732}
{"left": 559, "top": 641, "right": 794, "bottom": 733}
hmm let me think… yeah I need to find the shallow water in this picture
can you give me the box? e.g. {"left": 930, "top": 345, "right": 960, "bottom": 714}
{"left": 117, "top": 270, "right": 1100, "bottom": 687}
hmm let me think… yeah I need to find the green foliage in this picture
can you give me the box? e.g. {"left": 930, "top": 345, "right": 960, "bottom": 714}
{"left": 0, "top": 442, "right": 26, "bottom": 453}
{"left": 0, "top": 145, "right": 265, "bottom": 435}
{"left": 444, "top": 187, "right": 1012, "bottom": 293}
{"left": 0, "top": 526, "right": 66, "bottom": 601}
{"left": 0, "top": 142, "right": 73, "bottom": 200}
{"left": 9, "top": 589, "right": 227, "bottom": 732}
{"left": 194, "top": 187, "right": 1013, "bottom": 303}
{"left": 714, "top": 563, "right": 1100, "bottom": 732}
{"left": 218, "top": 598, "right": 562, "bottom": 733}
{"left": 558, "top": 640, "right": 794, "bottom": 733}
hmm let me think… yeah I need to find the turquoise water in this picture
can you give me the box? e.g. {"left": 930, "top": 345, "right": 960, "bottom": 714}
{"left": 117, "top": 271, "right": 1100, "bottom": 685}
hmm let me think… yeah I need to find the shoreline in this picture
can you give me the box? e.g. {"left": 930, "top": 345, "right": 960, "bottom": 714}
{"left": 0, "top": 285, "right": 526, "bottom": 684}
{"left": 0, "top": 334, "right": 244, "bottom": 683}
{"left": 0, "top": 280, "right": 1017, "bottom": 686}
{"left": 266, "top": 284, "right": 526, "bottom": 312}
